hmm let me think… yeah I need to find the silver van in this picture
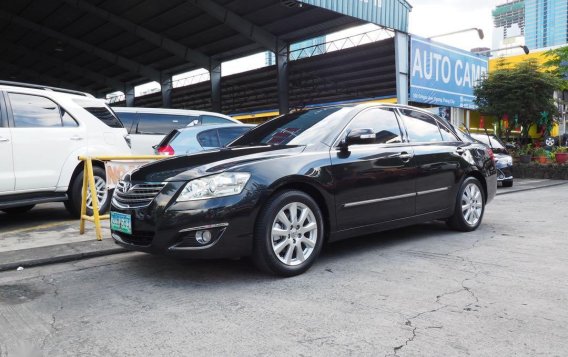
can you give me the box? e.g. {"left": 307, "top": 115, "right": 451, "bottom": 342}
{"left": 112, "top": 107, "right": 240, "bottom": 155}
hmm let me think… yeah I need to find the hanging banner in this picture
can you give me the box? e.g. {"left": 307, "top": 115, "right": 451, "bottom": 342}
{"left": 409, "top": 36, "right": 488, "bottom": 109}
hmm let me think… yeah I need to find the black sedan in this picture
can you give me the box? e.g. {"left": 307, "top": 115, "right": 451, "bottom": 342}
{"left": 110, "top": 104, "right": 497, "bottom": 276}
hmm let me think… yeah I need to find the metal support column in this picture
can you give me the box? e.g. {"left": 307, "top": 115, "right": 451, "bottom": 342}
{"left": 277, "top": 42, "right": 289, "bottom": 115}
{"left": 124, "top": 85, "right": 135, "bottom": 107}
{"left": 210, "top": 61, "right": 222, "bottom": 112}
{"left": 161, "top": 74, "right": 173, "bottom": 108}
{"left": 394, "top": 31, "right": 409, "bottom": 105}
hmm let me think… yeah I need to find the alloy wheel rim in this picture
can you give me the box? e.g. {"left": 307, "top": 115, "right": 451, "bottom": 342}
{"left": 271, "top": 202, "right": 318, "bottom": 266}
{"left": 461, "top": 183, "right": 482, "bottom": 226}
{"left": 86, "top": 176, "right": 108, "bottom": 210}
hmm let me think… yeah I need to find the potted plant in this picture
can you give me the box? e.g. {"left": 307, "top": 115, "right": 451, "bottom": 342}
{"left": 533, "top": 147, "right": 548, "bottom": 164}
{"left": 518, "top": 144, "right": 532, "bottom": 164}
{"left": 554, "top": 146, "right": 568, "bottom": 164}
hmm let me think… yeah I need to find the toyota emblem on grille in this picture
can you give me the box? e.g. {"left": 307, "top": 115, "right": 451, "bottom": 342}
{"left": 121, "top": 181, "right": 131, "bottom": 193}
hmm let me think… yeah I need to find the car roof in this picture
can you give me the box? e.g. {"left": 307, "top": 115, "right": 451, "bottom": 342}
{"left": 295, "top": 103, "right": 446, "bottom": 119}
{"left": 112, "top": 106, "right": 233, "bottom": 118}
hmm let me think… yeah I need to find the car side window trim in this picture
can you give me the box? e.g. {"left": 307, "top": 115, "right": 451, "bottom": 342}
{"left": 429, "top": 114, "right": 460, "bottom": 142}
{"left": 0, "top": 91, "right": 7, "bottom": 128}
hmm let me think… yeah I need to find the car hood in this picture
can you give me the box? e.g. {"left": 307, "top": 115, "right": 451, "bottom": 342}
{"left": 129, "top": 145, "right": 306, "bottom": 182}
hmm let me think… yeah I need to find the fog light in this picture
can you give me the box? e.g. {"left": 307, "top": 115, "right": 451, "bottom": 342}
{"left": 195, "top": 230, "right": 212, "bottom": 244}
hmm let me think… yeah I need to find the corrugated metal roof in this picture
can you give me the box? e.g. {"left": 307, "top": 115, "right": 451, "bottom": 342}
{"left": 298, "top": 0, "right": 412, "bottom": 32}
{"left": 0, "top": 0, "right": 407, "bottom": 95}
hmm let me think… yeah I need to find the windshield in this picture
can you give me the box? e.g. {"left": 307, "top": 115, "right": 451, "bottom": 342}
{"left": 229, "top": 107, "right": 352, "bottom": 147}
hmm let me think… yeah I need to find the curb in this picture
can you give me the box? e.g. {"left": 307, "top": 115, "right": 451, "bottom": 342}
{"left": 0, "top": 240, "right": 131, "bottom": 272}
{"left": 496, "top": 181, "right": 568, "bottom": 196}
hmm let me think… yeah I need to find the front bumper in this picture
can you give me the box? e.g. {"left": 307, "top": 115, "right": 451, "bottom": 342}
{"left": 110, "top": 181, "right": 261, "bottom": 259}
{"left": 496, "top": 165, "right": 513, "bottom": 182}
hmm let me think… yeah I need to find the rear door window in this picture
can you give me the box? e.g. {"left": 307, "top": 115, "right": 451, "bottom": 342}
{"left": 201, "top": 115, "right": 232, "bottom": 125}
{"left": 218, "top": 127, "right": 252, "bottom": 146}
{"left": 399, "top": 109, "right": 443, "bottom": 143}
{"left": 9, "top": 93, "right": 63, "bottom": 128}
{"left": 136, "top": 114, "right": 198, "bottom": 135}
{"left": 197, "top": 129, "right": 221, "bottom": 148}
{"left": 74, "top": 99, "right": 123, "bottom": 128}
{"left": 437, "top": 122, "right": 459, "bottom": 142}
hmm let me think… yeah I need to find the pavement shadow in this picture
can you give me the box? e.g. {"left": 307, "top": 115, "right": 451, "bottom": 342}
{"left": 0, "top": 204, "right": 75, "bottom": 232}
{"left": 114, "top": 221, "right": 454, "bottom": 284}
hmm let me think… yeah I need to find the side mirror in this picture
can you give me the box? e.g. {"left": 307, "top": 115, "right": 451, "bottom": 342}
{"left": 340, "top": 128, "right": 376, "bottom": 150}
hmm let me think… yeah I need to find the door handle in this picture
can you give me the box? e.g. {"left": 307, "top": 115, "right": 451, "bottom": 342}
{"left": 70, "top": 136, "right": 84, "bottom": 141}
{"left": 399, "top": 152, "right": 413, "bottom": 160}
{"left": 0, "top": 136, "right": 9, "bottom": 142}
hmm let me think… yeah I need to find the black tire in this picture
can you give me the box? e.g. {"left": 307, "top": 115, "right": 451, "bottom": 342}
{"left": 447, "top": 177, "right": 485, "bottom": 232}
{"left": 1, "top": 205, "right": 35, "bottom": 214}
{"left": 253, "top": 190, "right": 324, "bottom": 277}
{"left": 65, "top": 166, "right": 111, "bottom": 218}
{"left": 502, "top": 180, "right": 513, "bottom": 188}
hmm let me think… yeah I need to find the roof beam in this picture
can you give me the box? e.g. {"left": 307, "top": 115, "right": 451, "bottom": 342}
{"left": 0, "top": 9, "right": 162, "bottom": 82}
{"left": 3, "top": 42, "right": 124, "bottom": 92}
{"left": 62, "top": 0, "right": 212, "bottom": 69}
{"left": 186, "top": 0, "right": 280, "bottom": 51}
{"left": 0, "top": 61, "right": 87, "bottom": 91}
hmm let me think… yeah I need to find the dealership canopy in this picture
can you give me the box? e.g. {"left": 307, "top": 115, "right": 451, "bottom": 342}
{"left": 0, "top": 0, "right": 411, "bottom": 102}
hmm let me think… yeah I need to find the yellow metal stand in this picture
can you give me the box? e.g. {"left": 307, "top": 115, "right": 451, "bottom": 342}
{"left": 78, "top": 155, "right": 165, "bottom": 241}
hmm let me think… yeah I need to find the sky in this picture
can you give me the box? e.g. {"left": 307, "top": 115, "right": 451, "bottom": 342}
{"left": 408, "top": 0, "right": 497, "bottom": 50}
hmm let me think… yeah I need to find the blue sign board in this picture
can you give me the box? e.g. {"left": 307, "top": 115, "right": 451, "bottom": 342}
{"left": 409, "top": 36, "right": 488, "bottom": 109}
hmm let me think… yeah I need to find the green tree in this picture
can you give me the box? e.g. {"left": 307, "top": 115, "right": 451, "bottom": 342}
{"left": 544, "top": 46, "right": 568, "bottom": 90}
{"left": 474, "top": 58, "right": 560, "bottom": 141}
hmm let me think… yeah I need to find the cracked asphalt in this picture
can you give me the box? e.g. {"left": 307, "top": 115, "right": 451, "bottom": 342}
{"left": 1, "top": 184, "right": 567, "bottom": 356}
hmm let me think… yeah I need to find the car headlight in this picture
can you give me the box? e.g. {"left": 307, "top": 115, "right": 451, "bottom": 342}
{"left": 176, "top": 172, "right": 251, "bottom": 202}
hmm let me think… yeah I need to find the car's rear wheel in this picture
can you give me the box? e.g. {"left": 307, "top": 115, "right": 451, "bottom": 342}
{"left": 65, "top": 166, "right": 111, "bottom": 218}
{"left": 502, "top": 180, "right": 513, "bottom": 188}
{"left": 253, "top": 190, "right": 324, "bottom": 276}
{"left": 447, "top": 177, "right": 485, "bottom": 232}
{"left": 1, "top": 205, "right": 35, "bottom": 215}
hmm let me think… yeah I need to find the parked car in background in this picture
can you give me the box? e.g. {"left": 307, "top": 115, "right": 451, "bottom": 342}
{"left": 154, "top": 124, "right": 255, "bottom": 156}
{"left": 471, "top": 133, "right": 513, "bottom": 187}
{"left": 113, "top": 107, "right": 241, "bottom": 155}
{"left": 0, "top": 81, "right": 131, "bottom": 217}
{"left": 111, "top": 104, "right": 497, "bottom": 276}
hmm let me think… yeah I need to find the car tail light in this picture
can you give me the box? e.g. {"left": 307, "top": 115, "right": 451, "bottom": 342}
{"left": 157, "top": 145, "right": 175, "bottom": 156}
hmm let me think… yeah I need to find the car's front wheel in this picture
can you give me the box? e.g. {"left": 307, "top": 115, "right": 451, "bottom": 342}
{"left": 65, "top": 166, "right": 111, "bottom": 218}
{"left": 447, "top": 177, "right": 485, "bottom": 232}
{"left": 253, "top": 190, "right": 324, "bottom": 276}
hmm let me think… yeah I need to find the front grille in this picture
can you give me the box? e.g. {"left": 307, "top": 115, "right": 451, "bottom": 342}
{"left": 112, "top": 182, "right": 166, "bottom": 208}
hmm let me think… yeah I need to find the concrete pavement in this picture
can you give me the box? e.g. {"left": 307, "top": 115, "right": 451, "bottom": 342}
{"left": 0, "top": 178, "right": 566, "bottom": 273}
{"left": 0, "top": 182, "right": 567, "bottom": 356}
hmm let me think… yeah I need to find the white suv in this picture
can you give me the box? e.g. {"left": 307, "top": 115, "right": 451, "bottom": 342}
{"left": 0, "top": 81, "right": 131, "bottom": 217}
